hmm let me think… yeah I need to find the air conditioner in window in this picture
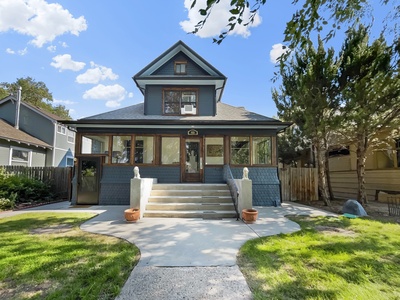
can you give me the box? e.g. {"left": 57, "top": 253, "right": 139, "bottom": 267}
{"left": 181, "top": 104, "right": 196, "bottom": 115}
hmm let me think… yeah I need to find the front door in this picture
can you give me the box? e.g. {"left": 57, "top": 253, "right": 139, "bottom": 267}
{"left": 77, "top": 157, "right": 100, "bottom": 204}
{"left": 183, "top": 137, "right": 203, "bottom": 182}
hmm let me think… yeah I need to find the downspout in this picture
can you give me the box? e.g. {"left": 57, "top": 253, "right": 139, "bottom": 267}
{"left": 52, "top": 121, "right": 57, "bottom": 166}
{"left": 15, "top": 86, "right": 22, "bottom": 129}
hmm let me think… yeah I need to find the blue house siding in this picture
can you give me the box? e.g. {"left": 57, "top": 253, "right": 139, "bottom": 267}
{"left": 231, "top": 167, "right": 281, "bottom": 206}
{"left": 204, "top": 167, "right": 224, "bottom": 183}
{"left": 98, "top": 165, "right": 180, "bottom": 205}
{"left": 153, "top": 53, "right": 208, "bottom": 76}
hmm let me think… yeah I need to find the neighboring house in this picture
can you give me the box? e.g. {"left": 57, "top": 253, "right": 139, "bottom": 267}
{"left": 0, "top": 95, "right": 75, "bottom": 167}
{"left": 64, "top": 41, "right": 290, "bottom": 206}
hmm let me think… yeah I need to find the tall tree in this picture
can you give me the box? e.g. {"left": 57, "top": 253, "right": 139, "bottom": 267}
{"left": 273, "top": 36, "right": 340, "bottom": 205}
{"left": 0, "top": 77, "right": 71, "bottom": 120}
{"left": 337, "top": 25, "right": 400, "bottom": 204}
{"left": 278, "top": 125, "right": 309, "bottom": 167}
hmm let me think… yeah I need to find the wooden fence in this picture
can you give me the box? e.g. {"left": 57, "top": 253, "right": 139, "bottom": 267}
{"left": 279, "top": 167, "right": 318, "bottom": 202}
{"left": 0, "top": 166, "right": 73, "bottom": 200}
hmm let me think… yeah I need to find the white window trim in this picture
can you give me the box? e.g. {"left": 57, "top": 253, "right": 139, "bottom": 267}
{"left": 57, "top": 124, "right": 67, "bottom": 135}
{"left": 66, "top": 155, "right": 74, "bottom": 167}
{"left": 67, "top": 130, "right": 76, "bottom": 144}
{"left": 9, "top": 146, "right": 32, "bottom": 166}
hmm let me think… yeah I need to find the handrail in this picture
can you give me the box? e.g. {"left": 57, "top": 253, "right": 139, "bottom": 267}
{"left": 223, "top": 164, "right": 240, "bottom": 220}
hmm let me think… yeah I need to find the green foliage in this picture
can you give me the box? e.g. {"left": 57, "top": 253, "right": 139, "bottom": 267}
{"left": 0, "top": 213, "right": 140, "bottom": 299}
{"left": 0, "top": 196, "right": 16, "bottom": 210}
{"left": 0, "top": 77, "right": 71, "bottom": 120}
{"left": 238, "top": 216, "right": 400, "bottom": 299}
{"left": 0, "top": 170, "right": 52, "bottom": 204}
{"left": 278, "top": 126, "right": 309, "bottom": 166}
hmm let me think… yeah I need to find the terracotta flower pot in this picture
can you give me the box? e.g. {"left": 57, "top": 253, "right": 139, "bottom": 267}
{"left": 242, "top": 208, "right": 258, "bottom": 224}
{"left": 124, "top": 208, "right": 140, "bottom": 222}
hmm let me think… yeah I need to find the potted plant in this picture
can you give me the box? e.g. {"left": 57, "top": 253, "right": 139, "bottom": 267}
{"left": 124, "top": 208, "right": 140, "bottom": 222}
{"left": 242, "top": 208, "right": 258, "bottom": 224}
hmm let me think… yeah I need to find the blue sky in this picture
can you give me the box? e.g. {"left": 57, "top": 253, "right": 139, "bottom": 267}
{"left": 0, "top": 0, "right": 391, "bottom": 120}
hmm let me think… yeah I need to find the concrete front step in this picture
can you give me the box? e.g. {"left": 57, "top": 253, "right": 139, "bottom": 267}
{"left": 145, "top": 183, "right": 237, "bottom": 219}
{"left": 146, "top": 203, "right": 235, "bottom": 211}
{"left": 148, "top": 196, "right": 232, "bottom": 204}
{"left": 143, "top": 210, "right": 238, "bottom": 218}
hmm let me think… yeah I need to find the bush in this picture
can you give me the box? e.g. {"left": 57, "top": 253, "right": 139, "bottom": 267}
{"left": 0, "top": 169, "right": 52, "bottom": 204}
{"left": 0, "top": 195, "right": 16, "bottom": 210}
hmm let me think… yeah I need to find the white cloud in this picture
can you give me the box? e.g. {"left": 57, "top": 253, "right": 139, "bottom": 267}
{"left": 76, "top": 62, "right": 119, "bottom": 84}
{"left": 180, "top": 0, "right": 261, "bottom": 38}
{"left": 50, "top": 54, "right": 85, "bottom": 72}
{"left": 60, "top": 41, "right": 68, "bottom": 48}
{"left": 53, "top": 99, "right": 77, "bottom": 105}
{"left": 128, "top": 92, "right": 133, "bottom": 98}
{"left": 269, "top": 43, "right": 289, "bottom": 64}
{"left": 18, "top": 47, "right": 28, "bottom": 55}
{"left": 0, "top": 0, "right": 87, "bottom": 47}
{"left": 47, "top": 45, "right": 56, "bottom": 52}
{"left": 6, "top": 48, "right": 15, "bottom": 54}
{"left": 83, "top": 84, "right": 127, "bottom": 108}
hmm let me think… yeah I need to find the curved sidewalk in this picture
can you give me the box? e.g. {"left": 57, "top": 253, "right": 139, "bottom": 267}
{"left": 1, "top": 202, "right": 337, "bottom": 299}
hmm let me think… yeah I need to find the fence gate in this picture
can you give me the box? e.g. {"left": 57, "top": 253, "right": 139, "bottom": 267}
{"left": 279, "top": 167, "right": 318, "bottom": 202}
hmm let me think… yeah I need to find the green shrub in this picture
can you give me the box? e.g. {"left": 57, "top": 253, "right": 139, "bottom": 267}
{"left": 0, "top": 196, "right": 15, "bottom": 210}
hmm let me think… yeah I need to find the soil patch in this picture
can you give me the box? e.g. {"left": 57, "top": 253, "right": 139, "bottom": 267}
{"left": 30, "top": 224, "right": 73, "bottom": 235}
{"left": 315, "top": 225, "right": 357, "bottom": 236}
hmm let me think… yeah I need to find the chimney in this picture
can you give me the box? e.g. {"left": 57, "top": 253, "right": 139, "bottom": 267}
{"left": 15, "top": 86, "right": 22, "bottom": 129}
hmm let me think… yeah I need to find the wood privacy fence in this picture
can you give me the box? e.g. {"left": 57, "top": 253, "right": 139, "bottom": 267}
{"left": 279, "top": 167, "right": 318, "bottom": 202}
{"left": 0, "top": 166, "right": 73, "bottom": 200}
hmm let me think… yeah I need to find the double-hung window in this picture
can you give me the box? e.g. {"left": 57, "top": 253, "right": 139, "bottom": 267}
{"left": 163, "top": 89, "right": 197, "bottom": 115}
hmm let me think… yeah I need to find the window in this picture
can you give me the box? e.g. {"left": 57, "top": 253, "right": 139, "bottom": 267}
{"left": 112, "top": 136, "right": 131, "bottom": 164}
{"left": 57, "top": 124, "right": 66, "bottom": 135}
{"left": 205, "top": 137, "right": 224, "bottom": 165}
{"left": 328, "top": 146, "right": 350, "bottom": 157}
{"left": 135, "top": 136, "right": 154, "bottom": 164}
{"left": 174, "top": 61, "right": 187, "bottom": 74}
{"left": 230, "top": 137, "right": 250, "bottom": 165}
{"left": 10, "top": 147, "right": 31, "bottom": 166}
{"left": 66, "top": 156, "right": 74, "bottom": 167}
{"left": 161, "top": 137, "right": 180, "bottom": 164}
{"left": 67, "top": 130, "right": 75, "bottom": 143}
{"left": 252, "top": 137, "right": 272, "bottom": 165}
{"left": 163, "top": 89, "right": 197, "bottom": 115}
{"left": 81, "top": 135, "right": 109, "bottom": 155}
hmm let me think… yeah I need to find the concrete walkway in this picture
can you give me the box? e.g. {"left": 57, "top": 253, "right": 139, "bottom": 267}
{"left": 1, "top": 202, "right": 337, "bottom": 299}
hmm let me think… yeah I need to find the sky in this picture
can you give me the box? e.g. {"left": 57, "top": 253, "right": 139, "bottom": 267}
{"left": 0, "top": 0, "right": 392, "bottom": 120}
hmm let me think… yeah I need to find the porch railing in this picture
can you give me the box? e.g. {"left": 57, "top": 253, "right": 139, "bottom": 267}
{"left": 223, "top": 164, "right": 239, "bottom": 220}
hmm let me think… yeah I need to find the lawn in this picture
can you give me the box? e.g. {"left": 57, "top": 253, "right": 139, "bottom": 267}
{"left": 238, "top": 216, "right": 400, "bottom": 300}
{"left": 0, "top": 213, "right": 140, "bottom": 300}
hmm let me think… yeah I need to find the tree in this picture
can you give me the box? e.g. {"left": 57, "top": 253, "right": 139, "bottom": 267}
{"left": 0, "top": 77, "right": 71, "bottom": 120}
{"left": 191, "top": 0, "right": 398, "bottom": 48}
{"left": 277, "top": 125, "right": 309, "bottom": 167}
{"left": 273, "top": 36, "right": 340, "bottom": 205}
{"left": 337, "top": 25, "right": 400, "bottom": 205}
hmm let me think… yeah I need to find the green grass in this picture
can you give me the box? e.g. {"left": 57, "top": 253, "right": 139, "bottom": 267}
{"left": 0, "top": 213, "right": 140, "bottom": 300}
{"left": 238, "top": 217, "right": 400, "bottom": 300}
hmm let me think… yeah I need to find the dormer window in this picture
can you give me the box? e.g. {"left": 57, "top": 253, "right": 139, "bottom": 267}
{"left": 163, "top": 88, "right": 197, "bottom": 115}
{"left": 174, "top": 61, "right": 187, "bottom": 74}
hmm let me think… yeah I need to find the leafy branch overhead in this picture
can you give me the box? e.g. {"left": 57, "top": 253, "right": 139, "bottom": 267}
{"left": 191, "top": 0, "right": 397, "bottom": 48}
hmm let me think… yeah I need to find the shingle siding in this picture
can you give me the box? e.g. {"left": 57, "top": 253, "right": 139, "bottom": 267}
{"left": 204, "top": 167, "right": 224, "bottom": 183}
{"left": 153, "top": 53, "right": 208, "bottom": 76}
{"left": 231, "top": 167, "right": 281, "bottom": 206}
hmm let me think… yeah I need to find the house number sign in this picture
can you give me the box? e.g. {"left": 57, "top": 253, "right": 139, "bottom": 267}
{"left": 188, "top": 129, "right": 198, "bottom": 136}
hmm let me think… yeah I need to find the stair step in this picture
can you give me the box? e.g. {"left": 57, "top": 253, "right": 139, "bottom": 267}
{"left": 148, "top": 196, "right": 232, "bottom": 203}
{"left": 143, "top": 210, "right": 238, "bottom": 218}
{"left": 151, "top": 190, "right": 231, "bottom": 196}
{"left": 152, "top": 184, "right": 229, "bottom": 191}
{"left": 146, "top": 203, "right": 235, "bottom": 211}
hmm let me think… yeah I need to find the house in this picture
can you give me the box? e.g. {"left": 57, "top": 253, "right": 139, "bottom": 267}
{"left": 64, "top": 41, "right": 290, "bottom": 207}
{"left": 0, "top": 94, "right": 75, "bottom": 167}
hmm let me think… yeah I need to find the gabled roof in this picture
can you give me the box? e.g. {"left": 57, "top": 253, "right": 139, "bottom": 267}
{"left": 0, "top": 119, "right": 51, "bottom": 149}
{"left": 63, "top": 102, "right": 291, "bottom": 131}
{"left": 0, "top": 96, "right": 63, "bottom": 122}
{"left": 133, "top": 40, "right": 227, "bottom": 102}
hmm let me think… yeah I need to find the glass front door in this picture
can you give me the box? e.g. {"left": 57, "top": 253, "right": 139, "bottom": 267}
{"left": 183, "top": 138, "right": 203, "bottom": 182}
{"left": 77, "top": 157, "right": 100, "bottom": 204}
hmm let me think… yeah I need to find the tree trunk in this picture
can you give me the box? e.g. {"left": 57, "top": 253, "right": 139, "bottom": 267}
{"left": 356, "top": 136, "right": 368, "bottom": 205}
{"left": 324, "top": 144, "right": 334, "bottom": 200}
{"left": 315, "top": 141, "right": 331, "bottom": 206}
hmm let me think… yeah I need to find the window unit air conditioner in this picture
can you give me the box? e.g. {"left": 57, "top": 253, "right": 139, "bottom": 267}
{"left": 181, "top": 104, "right": 196, "bottom": 115}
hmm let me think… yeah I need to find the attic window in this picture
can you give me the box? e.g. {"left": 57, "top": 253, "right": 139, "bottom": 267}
{"left": 174, "top": 61, "right": 187, "bottom": 74}
{"left": 163, "top": 89, "right": 197, "bottom": 115}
